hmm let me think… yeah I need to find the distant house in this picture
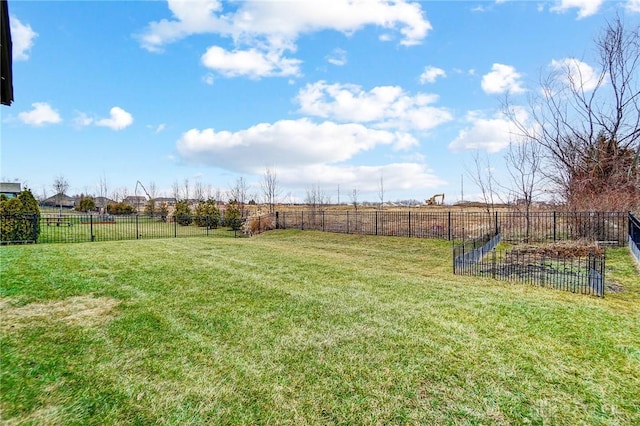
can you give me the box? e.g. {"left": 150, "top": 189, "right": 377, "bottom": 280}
{"left": 153, "top": 197, "right": 176, "bottom": 206}
{"left": 94, "top": 196, "right": 116, "bottom": 209}
{"left": 40, "top": 193, "right": 76, "bottom": 209}
{"left": 0, "top": 182, "right": 21, "bottom": 198}
{"left": 123, "top": 196, "right": 147, "bottom": 208}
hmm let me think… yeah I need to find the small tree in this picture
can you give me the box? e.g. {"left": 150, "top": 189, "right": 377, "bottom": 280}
{"left": 52, "top": 175, "right": 69, "bottom": 216}
{"left": 0, "top": 189, "right": 41, "bottom": 243}
{"left": 194, "top": 198, "right": 220, "bottom": 228}
{"left": 158, "top": 202, "right": 169, "bottom": 222}
{"left": 174, "top": 199, "right": 192, "bottom": 226}
{"left": 261, "top": 167, "right": 280, "bottom": 213}
{"left": 224, "top": 200, "right": 242, "bottom": 230}
{"left": 144, "top": 199, "right": 156, "bottom": 218}
{"left": 75, "top": 195, "right": 96, "bottom": 213}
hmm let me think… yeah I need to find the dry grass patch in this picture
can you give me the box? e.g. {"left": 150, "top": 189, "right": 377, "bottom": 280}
{"left": 0, "top": 295, "right": 119, "bottom": 332}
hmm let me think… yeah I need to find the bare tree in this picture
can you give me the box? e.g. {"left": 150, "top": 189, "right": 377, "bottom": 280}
{"left": 305, "top": 184, "right": 330, "bottom": 209}
{"left": 466, "top": 151, "right": 499, "bottom": 214}
{"left": 349, "top": 187, "right": 360, "bottom": 211}
{"left": 52, "top": 175, "right": 69, "bottom": 215}
{"left": 171, "top": 180, "right": 181, "bottom": 202}
{"left": 377, "top": 172, "right": 385, "bottom": 210}
{"left": 228, "top": 177, "right": 249, "bottom": 210}
{"left": 505, "top": 17, "right": 640, "bottom": 210}
{"left": 182, "top": 178, "right": 190, "bottom": 202}
{"left": 97, "top": 173, "right": 108, "bottom": 211}
{"left": 260, "top": 167, "right": 280, "bottom": 213}
{"left": 194, "top": 181, "right": 204, "bottom": 202}
{"left": 504, "top": 139, "right": 544, "bottom": 242}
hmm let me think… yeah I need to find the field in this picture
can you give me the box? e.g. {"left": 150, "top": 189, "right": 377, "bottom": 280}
{"left": 1, "top": 230, "right": 639, "bottom": 424}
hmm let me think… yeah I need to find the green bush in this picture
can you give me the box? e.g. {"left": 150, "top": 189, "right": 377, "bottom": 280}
{"left": 0, "top": 189, "right": 41, "bottom": 243}
{"left": 106, "top": 202, "right": 135, "bottom": 215}
{"left": 194, "top": 199, "right": 220, "bottom": 228}
{"left": 174, "top": 200, "right": 192, "bottom": 226}
{"left": 75, "top": 195, "right": 96, "bottom": 212}
{"left": 224, "top": 201, "right": 242, "bottom": 230}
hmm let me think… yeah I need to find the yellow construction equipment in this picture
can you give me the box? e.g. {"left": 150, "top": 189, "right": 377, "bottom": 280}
{"left": 425, "top": 193, "right": 445, "bottom": 206}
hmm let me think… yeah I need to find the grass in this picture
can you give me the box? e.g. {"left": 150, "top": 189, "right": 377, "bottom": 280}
{"left": 1, "top": 230, "right": 639, "bottom": 424}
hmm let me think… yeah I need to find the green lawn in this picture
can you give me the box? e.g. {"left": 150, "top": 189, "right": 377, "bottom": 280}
{"left": 1, "top": 231, "right": 638, "bottom": 424}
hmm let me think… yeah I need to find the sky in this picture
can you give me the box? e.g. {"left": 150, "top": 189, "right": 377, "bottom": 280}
{"left": 2, "top": 0, "right": 639, "bottom": 204}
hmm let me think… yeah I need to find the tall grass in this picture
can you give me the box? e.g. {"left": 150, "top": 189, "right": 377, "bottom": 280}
{"left": 1, "top": 230, "right": 638, "bottom": 424}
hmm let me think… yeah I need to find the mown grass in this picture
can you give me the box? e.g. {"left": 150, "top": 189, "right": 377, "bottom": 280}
{"left": 1, "top": 230, "right": 639, "bottom": 425}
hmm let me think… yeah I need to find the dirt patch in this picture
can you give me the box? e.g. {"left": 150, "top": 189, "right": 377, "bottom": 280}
{"left": 0, "top": 295, "right": 119, "bottom": 332}
{"left": 509, "top": 240, "right": 603, "bottom": 258}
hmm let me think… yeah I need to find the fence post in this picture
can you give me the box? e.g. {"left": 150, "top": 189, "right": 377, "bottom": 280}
{"left": 90, "top": 215, "right": 94, "bottom": 242}
{"left": 301, "top": 211, "right": 304, "bottom": 230}
{"left": 174, "top": 216, "right": 177, "bottom": 238}
{"left": 346, "top": 211, "right": 349, "bottom": 234}
{"left": 553, "top": 211, "right": 557, "bottom": 242}
{"left": 408, "top": 211, "right": 411, "bottom": 238}
{"left": 492, "top": 249, "right": 497, "bottom": 279}
{"left": 32, "top": 213, "right": 38, "bottom": 243}
{"left": 375, "top": 211, "right": 378, "bottom": 236}
{"left": 495, "top": 211, "right": 499, "bottom": 236}
{"left": 275, "top": 211, "right": 279, "bottom": 229}
{"left": 322, "top": 211, "right": 325, "bottom": 232}
{"left": 448, "top": 211, "right": 452, "bottom": 241}
{"left": 136, "top": 215, "right": 139, "bottom": 239}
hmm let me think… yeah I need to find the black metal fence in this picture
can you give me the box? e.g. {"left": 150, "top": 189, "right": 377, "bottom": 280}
{"left": 453, "top": 246, "right": 605, "bottom": 297}
{"left": 275, "top": 210, "right": 629, "bottom": 245}
{"left": 453, "top": 229, "right": 502, "bottom": 274}
{"left": 0, "top": 210, "right": 632, "bottom": 248}
{"left": 1, "top": 213, "right": 248, "bottom": 244}
{"left": 630, "top": 212, "right": 640, "bottom": 265}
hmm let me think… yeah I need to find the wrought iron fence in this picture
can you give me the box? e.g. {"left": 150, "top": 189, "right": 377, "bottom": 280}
{"left": 275, "top": 210, "right": 628, "bottom": 245}
{"left": 454, "top": 247, "right": 605, "bottom": 297}
{"left": 1, "top": 213, "right": 247, "bottom": 244}
{"left": 0, "top": 210, "right": 632, "bottom": 248}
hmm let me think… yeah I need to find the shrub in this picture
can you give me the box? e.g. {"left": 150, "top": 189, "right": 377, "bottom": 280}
{"left": 75, "top": 195, "right": 96, "bottom": 212}
{"left": 248, "top": 215, "right": 274, "bottom": 234}
{"left": 0, "top": 189, "right": 41, "bottom": 243}
{"left": 224, "top": 201, "right": 242, "bottom": 230}
{"left": 174, "top": 200, "right": 192, "bottom": 226}
{"left": 106, "top": 202, "right": 135, "bottom": 215}
{"left": 194, "top": 199, "right": 220, "bottom": 228}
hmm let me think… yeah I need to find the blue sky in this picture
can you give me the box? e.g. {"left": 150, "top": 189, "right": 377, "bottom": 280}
{"left": 2, "top": 0, "right": 639, "bottom": 204}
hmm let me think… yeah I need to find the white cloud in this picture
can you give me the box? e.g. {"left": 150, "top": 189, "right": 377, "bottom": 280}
{"left": 95, "top": 107, "right": 134, "bottom": 130}
{"left": 419, "top": 66, "right": 446, "bottom": 84}
{"left": 296, "top": 81, "right": 452, "bottom": 131}
{"left": 549, "top": 58, "right": 600, "bottom": 92}
{"left": 10, "top": 16, "right": 38, "bottom": 61}
{"left": 18, "top": 103, "right": 62, "bottom": 126}
{"left": 176, "top": 118, "right": 417, "bottom": 171}
{"left": 628, "top": 0, "right": 640, "bottom": 12}
{"left": 202, "top": 73, "right": 215, "bottom": 85}
{"left": 550, "top": 0, "right": 603, "bottom": 18}
{"left": 326, "top": 48, "right": 347, "bottom": 66}
{"left": 277, "top": 162, "right": 445, "bottom": 193}
{"left": 448, "top": 110, "right": 526, "bottom": 153}
{"left": 481, "top": 63, "right": 526, "bottom": 95}
{"left": 201, "top": 46, "right": 301, "bottom": 78}
{"left": 139, "top": 0, "right": 431, "bottom": 78}
{"left": 73, "top": 112, "right": 94, "bottom": 127}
